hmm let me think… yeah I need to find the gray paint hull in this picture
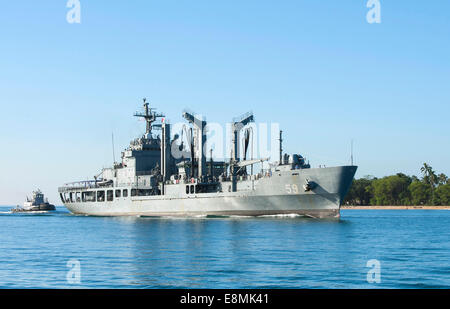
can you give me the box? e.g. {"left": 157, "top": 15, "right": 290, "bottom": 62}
{"left": 63, "top": 166, "right": 357, "bottom": 219}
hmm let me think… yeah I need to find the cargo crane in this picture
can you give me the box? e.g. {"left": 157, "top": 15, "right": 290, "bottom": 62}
{"left": 182, "top": 111, "right": 207, "bottom": 180}
{"left": 229, "top": 112, "right": 255, "bottom": 191}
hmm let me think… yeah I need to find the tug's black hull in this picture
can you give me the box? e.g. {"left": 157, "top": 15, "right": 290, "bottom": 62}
{"left": 11, "top": 203, "right": 56, "bottom": 213}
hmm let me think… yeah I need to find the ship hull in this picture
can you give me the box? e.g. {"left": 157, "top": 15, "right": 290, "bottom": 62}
{"left": 12, "top": 203, "right": 56, "bottom": 213}
{"left": 62, "top": 166, "right": 357, "bottom": 219}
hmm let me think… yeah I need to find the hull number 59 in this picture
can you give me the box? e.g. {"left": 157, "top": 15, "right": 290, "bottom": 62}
{"left": 285, "top": 184, "right": 299, "bottom": 194}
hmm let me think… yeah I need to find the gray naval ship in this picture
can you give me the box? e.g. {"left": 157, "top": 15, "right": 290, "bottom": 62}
{"left": 59, "top": 99, "right": 357, "bottom": 218}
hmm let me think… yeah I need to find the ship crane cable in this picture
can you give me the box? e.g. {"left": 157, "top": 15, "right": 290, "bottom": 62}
{"left": 182, "top": 125, "right": 195, "bottom": 178}
{"left": 238, "top": 128, "right": 252, "bottom": 176}
{"left": 230, "top": 112, "right": 255, "bottom": 177}
{"left": 182, "top": 111, "right": 207, "bottom": 180}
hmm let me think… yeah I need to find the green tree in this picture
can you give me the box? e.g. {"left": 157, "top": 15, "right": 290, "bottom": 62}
{"left": 344, "top": 176, "right": 375, "bottom": 205}
{"left": 411, "top": 175, "right": 420, "bottom": 182}
{"left": 435, "top": 184, "right": 450, "bottom": 206}
{"left": 409, "top": 181, "right": 431, "bottom": 205}
{"left": 420, "top": 163, "right": 438, "bottom": 205}
{"left": 344, "top": 165, "right": 447, "bottom": 207}
{"left": 370, "top": 174, "right": 412, "bottom": 206}
{"left": 438, "top": 173, "right": 448, "bottom": 186}
{"left": 421, "top": 163, "right": 438, "bottom": 186}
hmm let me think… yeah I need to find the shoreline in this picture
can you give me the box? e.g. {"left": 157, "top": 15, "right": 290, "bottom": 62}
{"left": 342, "top": 206, "right": 450, "bottom": 210}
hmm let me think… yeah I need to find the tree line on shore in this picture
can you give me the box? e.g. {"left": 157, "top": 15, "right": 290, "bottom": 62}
{"left": 344, "top": 163, "right": 449, "bottom": 206}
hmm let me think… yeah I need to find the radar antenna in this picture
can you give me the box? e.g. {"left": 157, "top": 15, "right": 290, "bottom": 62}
{"left": 134, "top": 98, "right": 165, "bottom": 138}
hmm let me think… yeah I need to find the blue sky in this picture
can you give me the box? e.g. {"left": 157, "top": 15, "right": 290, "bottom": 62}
{"left": 0, "top": 1, "right": 449, "bottom": 204}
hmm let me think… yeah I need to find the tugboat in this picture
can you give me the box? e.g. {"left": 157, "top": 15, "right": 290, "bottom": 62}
{"left": 12, "top": 189, "right": 56, "bottom": 213}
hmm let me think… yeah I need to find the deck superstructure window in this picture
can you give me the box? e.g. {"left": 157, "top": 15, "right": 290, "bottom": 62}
{"left": 107, "top": 190, "right": 113, "bottom": 201}
{"left": 115, "top": 190, "right": 121, "bottom": 198}
{"left": 97, "top": 191, "right": 105, "bottom": 202}
{"left": 60, "top": 193, "right": 65, "bottom": 204}
{"left": 190, "top": 185, "right": 194, "bottom": 194}
{"left": 82, "top": 191, "right": 96, "bottom": 202}
{"left": 186, "top": 186, "right": 189, "bottom": 194}
{"left": 123, "top": 189, "right": 128, "bottom": 197}
{"left": 76, "top": 192, "right": 81, "bottom": 202}
{"left": 70, "top": 192, "right": 74, "bottom": 203}
{"left": 137, "top": 189, "right": 152, "bottom": 196}
{"left": 131, "top": 189, "right": 137, "bottom": 197}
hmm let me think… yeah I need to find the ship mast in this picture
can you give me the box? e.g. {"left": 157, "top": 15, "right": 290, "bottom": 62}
{"left": 279, "top": 130, "right": 283, "bottom": 165}
{"left": 134, "top": 98, "right": 165, "bottom": 139}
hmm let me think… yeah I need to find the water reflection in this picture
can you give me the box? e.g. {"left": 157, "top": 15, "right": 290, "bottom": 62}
{"left": 124, "top": 217, "right": 348, "bottom": 288}
{"left": 3, "top": 208, "right": 449, "bottom": 288}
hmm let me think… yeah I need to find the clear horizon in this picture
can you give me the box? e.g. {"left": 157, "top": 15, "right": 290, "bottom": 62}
{"left": 1, "top": 1, "right": 449, "bottom": 205}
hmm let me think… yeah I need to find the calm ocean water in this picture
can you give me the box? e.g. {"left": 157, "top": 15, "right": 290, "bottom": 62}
{"left": 0, "top": 206, "right": 449, "bottom": 289}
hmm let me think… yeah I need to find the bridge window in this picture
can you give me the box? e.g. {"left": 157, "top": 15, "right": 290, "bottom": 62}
{"left": 107, "top": 190, "right": 113, "bottom": 201}
{"left": 115, "top": 190, "right": 121, "bottom": 198}
{"left": 97, "top": 191, "right": 105, "bottom": 202}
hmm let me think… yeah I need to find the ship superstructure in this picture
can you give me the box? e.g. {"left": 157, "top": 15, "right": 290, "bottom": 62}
{"left": 59, "top": 99, "right": 357, "bottom": 218}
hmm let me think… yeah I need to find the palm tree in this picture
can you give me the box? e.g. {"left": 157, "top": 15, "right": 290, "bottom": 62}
{"left": 421, "top": 163, "right": 438, "bottom": 204}
{"left": 421, "top": 163, "right": 437, "bottom": 186}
